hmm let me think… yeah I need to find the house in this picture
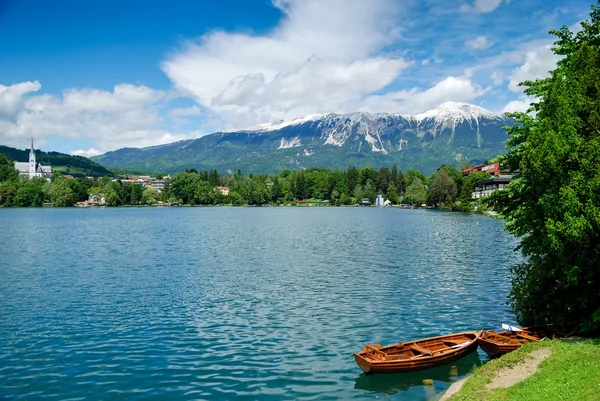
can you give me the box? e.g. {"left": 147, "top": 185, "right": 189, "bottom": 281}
{"left": 462, "top": 162, "right": 501, "bottom": 176}
{"left": 216, "top": 186, "right": 230, "bottom": 196}
{"left": 360, "top": 198, "right": 371, "bottom": 206}
{"left": 149, "top": 180, "right": 165, "bottom": 191}
{"left": 376, "top": 194, "right": 385, "bottom": 206}
{"left": 472, "top": 175, "right": 513, "bottom": 199}
{"left": 13, "top": 137, "right": 52, "bottom": 180}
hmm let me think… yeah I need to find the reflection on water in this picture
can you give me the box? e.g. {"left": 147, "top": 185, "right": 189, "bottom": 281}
{"left": 354, "top": 352, "right": 482, "bottom": 398}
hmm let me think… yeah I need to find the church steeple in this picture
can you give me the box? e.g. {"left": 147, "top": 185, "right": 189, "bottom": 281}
{"left": 29, "top": 136, "right": 36, "bottom": 178}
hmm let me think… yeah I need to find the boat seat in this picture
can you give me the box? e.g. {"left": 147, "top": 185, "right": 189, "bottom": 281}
{"left": 364, "top": 344, "right": 388, "bottom": 361}
{"left": 388, "top": 354, "right": 410, "bottom": 360}
{"left": 410, "top": 344, "right": 432, "bottom": 356}
{"left": 444, "top": 339, "right": 466, "bottom": 345}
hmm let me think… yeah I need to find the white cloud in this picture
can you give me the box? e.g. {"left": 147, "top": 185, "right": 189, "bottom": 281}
{"left": 162, "top": 0, "right": 409, "bottom": 127}
{"left": 362, "top": 76, "right": 488, "bottom": 114}
{"left": 490, "top": 71, "right": 503, "bottom": 85}
{"left": 71, "top": 148, "right": 102, "bottom": 157}
{"left": 465, "top": 36, "right": 493, "bottom": 50}
{"left": 0, "top": 82, "right": 200, "bottom": 153}
{"left": 502, "top": 96, "right": 535, "bottom": 113}
{"left": 0, "top": 81, "right": 41, "bottom": 120}
{"left": 421, "top": 59, "right": 430, "bottom": 66}
{"left": 508, "top": 44, "right": 561, "bottom": 92}
{"left": 169, "top": 105, "right": 201, "bottom": 117}
{"left": 460, "top": 0, "right": 506, "bottom": 13}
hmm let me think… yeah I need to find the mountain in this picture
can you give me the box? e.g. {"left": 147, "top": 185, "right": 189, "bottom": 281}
{"left": 92, "top": 102, "right": 512, "bottom": 175}
{"left": 0, "top": 145, "right": 112, "bottom": 177}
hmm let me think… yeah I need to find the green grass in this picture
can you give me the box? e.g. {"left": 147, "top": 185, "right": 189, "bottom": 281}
{"left": 449, "top": 340, "right": 600, "bottom": 400}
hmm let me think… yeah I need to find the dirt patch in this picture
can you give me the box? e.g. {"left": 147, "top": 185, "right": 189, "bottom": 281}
{"left": 487, "top": 348, "right": 552, "bottom": 389}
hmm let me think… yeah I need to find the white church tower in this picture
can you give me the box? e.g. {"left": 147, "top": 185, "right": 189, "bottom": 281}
{"left": 14, "top": 136, "right": 52, "bottom": 180}
{"left": 29, "top": 136, "right": 36, "bottom": 178}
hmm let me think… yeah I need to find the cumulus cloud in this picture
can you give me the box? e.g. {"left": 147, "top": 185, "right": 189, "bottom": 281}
{"left": 0, "top": 81, "right": 41, "bottom": 120}
{"left": 502, "top": 96, "right": 536, "bottom": 113}
{"left": 465, "top": 36, "right": 493, "bottom": 50}
{"left": 362, "top": 76, "right": 488, "bottom": 114}
{"left": 460, "top": 0, "right": 506, "bottom": 13}
{"left": 71, "top": 148, "right": 102, "bottom": 157}
{"left": 0, "top": 82, "right": 200, "bottom": 153}
{"left": 508, "top": 44, "right": 561, "bottom": 92}
{"left": 162, "top": 0, "right": 410, "bottom": 127}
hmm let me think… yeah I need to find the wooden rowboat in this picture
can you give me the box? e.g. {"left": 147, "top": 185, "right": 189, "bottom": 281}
{"left": 478, "top": 324, "right": 566, "bottom": 358}
{"left": 478, "top": 330, "right": 535, "bottom": 358}
{"left": 354, "top": 330, "right": 483, "bottom": 374}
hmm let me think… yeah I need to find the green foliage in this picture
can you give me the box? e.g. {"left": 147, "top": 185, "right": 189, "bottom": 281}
{"left": 403, "top": 177, "right": 427, "bottom": 205}
{"left": 428, "top": 169, "right": 458, "bottom": 206}
{"left": 141, "top": 188, "right": 159, "bottom": 205}
{"left": 14, "top": 178, "right": 47, "bottom": 206}
{"left": 0, "top": 183, "right": 18, "bottom": 206}
{"left": 49, "top": 176, "right": 75, "bottom": 207}
{"left": 0, "top": 153, "right": 19, "bottom": 183}
{"left": 0, "top": 158, "right": 495, "bottom": 211}
{"left": 487, "top": 4, "right": 600, "bottom": 333}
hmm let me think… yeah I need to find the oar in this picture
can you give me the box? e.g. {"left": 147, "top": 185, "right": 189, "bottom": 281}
{"left": 502, "top": 323, "right": 522, "bottom": 332}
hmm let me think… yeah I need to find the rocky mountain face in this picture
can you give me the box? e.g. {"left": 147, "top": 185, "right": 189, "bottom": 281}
{"left": 92, "top": 102, "right": 512, "bottom": 175}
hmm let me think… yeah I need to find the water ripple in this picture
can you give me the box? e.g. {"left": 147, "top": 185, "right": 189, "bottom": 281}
{"left": 0, "top": 207, "right": 520, "bottom": 400}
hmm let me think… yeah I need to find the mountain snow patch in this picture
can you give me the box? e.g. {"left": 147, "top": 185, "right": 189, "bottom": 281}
{"left": 278, "top": 136, "right": 302, "bottom": 149}
{"left": 414, "top": 102, "right": 502, "bottom": 125}
{"left": 364, "top": 129, "right": 387, "bottom": 153}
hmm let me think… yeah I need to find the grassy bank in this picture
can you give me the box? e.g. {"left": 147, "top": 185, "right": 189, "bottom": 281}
{"left": 447, "top": 339, "right": 600, "bottom": 400}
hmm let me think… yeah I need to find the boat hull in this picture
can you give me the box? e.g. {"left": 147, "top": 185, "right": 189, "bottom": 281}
{"left": 354, "top": 331, "right": 482, "bottom": 374}
{"left": 478, "top": 324, "right": 566, "bottom": 358}
{"left": 478, "top": 335, "right": 523, "bottom": 358}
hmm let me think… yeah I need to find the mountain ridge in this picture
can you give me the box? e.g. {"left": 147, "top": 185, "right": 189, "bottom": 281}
{"left": 92, "top": 102, "right": 512, "bottom": 175}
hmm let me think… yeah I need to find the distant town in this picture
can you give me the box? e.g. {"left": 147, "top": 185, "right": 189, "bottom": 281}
{"left": 1, "top": 137, "right": 512, "bottom": 210}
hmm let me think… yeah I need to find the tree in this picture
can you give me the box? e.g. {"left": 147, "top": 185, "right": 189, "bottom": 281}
{"left": 488, "top": 4, "right": 600, "bottom": 333}
{"left": 428, "top": 170, "right": 457, "bottom": 206}
{"left": 404, "top": 169, "right": 427, "bottom": 189}
{"left": 141, "top": 188, "right": 160, "bottom": 205}
{"left": 377, "top": 167, "right": 391, "bottom": 194}
{"left": 130, "top": 183, "right": 145, "bottom": 205}
{"left": 0, "top": 154, "right": 19, "bottom": 183}
{"left": 403, "top": 177, "right": 426, "bottom": 205}
{"left": 437, "top": 165, "right": 463, "bottom": 196}
{"left": 0, "top": 183, "right": 18, "bottom": 206}
{"left": 386, "top": 182, "right": 400, "bottom": 205}
{"left": 14, "top": 178, "right": 46, "bottom": 206}
{"left": 49, "top": 176, "right": 75, "bottom": 207}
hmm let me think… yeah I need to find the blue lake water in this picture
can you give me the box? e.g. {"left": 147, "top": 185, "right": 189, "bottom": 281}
{"left": 0, "top": 207, "right": 520, "bottom": 400}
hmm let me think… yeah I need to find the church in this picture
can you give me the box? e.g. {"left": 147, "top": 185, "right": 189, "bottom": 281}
{"left": 14, "top": 137, "right": 52, "bottom": 180}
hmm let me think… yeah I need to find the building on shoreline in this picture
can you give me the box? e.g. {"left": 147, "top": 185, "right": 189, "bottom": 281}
{"left": 13, "top": 137, "right": 52, "bottom": 180}
{"left": 472, "top": 175, "right": 513, "bottom": 199}
{"left": 462, "top": 162, "right": 501, "bottom": 176}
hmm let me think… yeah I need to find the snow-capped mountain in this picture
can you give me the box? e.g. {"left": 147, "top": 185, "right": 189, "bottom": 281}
{"left": 92, "top": 102, "right": 512, "bottom": 175}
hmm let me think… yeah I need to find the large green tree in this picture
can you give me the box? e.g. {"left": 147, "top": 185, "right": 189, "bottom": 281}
{"left": 0, "top": 154, "right": 19, "bottom": 183}
{"left": 428, "top": 170, "right": 457, "bottom": 206}
{"left": 49, "top": 176, "right": 76, "bottom": 207}
{"left": 488, "top": 4, "right": 600, "bottom": 333}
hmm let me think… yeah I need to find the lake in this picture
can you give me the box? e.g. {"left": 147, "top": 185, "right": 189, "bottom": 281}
{"left": 0, "top": 207, "right": 520, "bottom": 400}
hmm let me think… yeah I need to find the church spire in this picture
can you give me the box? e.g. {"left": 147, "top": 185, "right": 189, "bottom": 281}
{"left": 29, "top": 135, "right": 36, "bottom": 178}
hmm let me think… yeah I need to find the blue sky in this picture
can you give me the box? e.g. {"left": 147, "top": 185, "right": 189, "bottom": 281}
{"left": 0, "top": 0, "right": 594, "bottom": 156}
